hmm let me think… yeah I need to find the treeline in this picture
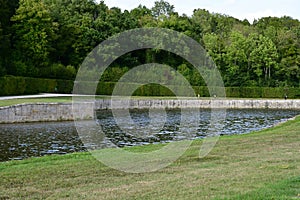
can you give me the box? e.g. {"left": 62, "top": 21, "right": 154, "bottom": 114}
{"left": 0, "top": 0, "right": 300, "bottom": 87}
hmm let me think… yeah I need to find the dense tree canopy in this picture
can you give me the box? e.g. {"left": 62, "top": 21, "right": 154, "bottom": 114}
{"left": 0, "top": 0, "right": 19, "bottom": 76}
{"left": 1, "top": 0, "right": 299, "bottom": 87}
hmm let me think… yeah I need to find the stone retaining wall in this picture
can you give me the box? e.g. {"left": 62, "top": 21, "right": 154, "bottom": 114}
{"left": 95, "top": 99, "right": 300, "bottom": 110}
{"left": 1, "top": 99, "right": 299, "bottom": 123}
{"left": 0, "top": 103, "right": 94, "bottom": 124}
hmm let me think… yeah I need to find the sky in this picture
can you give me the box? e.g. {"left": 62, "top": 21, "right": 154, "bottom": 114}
{"left": 102, "top": 0, "right": 300, "bottom": 23}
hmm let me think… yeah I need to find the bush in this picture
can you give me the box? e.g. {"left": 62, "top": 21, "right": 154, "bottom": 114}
{"left": 0, "top": 76, "right": 299, "bottom": 98}
{"left": 0, "top": 76, "right": 26, "bottom": 96}
{"left": 48, "top": 63, "right": 76, "bottom": 80}
{"left": 56, "top": 79, "right": 74, "bottom": 93}
{"left": 24, "top": 77, "right": 57, "bottom": 94}
{"left": 225, "top": 87, "right": 240, "bottom": 97}
{"left": 192, "top": 86, "right": 209, "bottom": 97}
{"left": 0, "top": 76, "right": 74, "bottom": 96}
{"left": 239, "top": 87, "right": 262, "bottom": 98}
{"left": 96, "top": 82, "right": 116, "bottom": 95}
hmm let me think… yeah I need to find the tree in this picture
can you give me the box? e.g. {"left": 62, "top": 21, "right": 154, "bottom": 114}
{"left": 0, "top": 23, "right": 5, "bottom": 75}
{"left": 1, "top": 0, "right": 299, "bottom": 87}
{"left": 224, "top": 31, "right": 248, "bottom": 86}
{"left": 158, "top": 13, "right": 192, "bottom": 35}
{"left": 275, "top": 29, "right": 300, "bottom": 86}
{"left": 130, "top": 4, "right": 152, "bottom": 27}
{"left": 0, "top": 0, "right": 19, "bottom": 75}
{"left": 11, "top": 0, "right": 57, "bottom": 76}
{"left": 249, "top": 35, "right": 279, "bottom": 86}
{"left": 203, "top": 33, "right": 226, "bottom": 72}
{"left": 151, "top": 0, "right": 175, "bottom": 19}
{"left": 191, "top": 9, "right": 214, "bottom": 43}
{"left": 43, "top": 0, "right": 99, "bottom": 68}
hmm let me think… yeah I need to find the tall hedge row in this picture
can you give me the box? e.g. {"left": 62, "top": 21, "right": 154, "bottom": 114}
{"left": 0, "top": 76, "right": 26, "bottom": 96}
{"left": 96, "top": 83, "right": 300, "bottom": 98}
{"left": 225, "top": 87, "right": 300, "bottom": 99}
{"left": 0, "top": 76, "right": 73, "bottom": 96}
{"left": 0, "top": 76, "right": 299, "bottom": 98}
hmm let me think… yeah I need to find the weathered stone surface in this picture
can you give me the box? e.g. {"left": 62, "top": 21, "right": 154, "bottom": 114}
{"left": 0, "top": 103, "right": 94, "bottom": 124}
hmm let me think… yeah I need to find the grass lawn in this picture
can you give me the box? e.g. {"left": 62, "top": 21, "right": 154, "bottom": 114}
{"left": 0, "top": 96, "right": 185, "bottom": 107}
{"left": 0, "top": 97, "right": 73, "bottom": 107}
{"left": 0, "top": 117, "right": 299, "bottom": 199}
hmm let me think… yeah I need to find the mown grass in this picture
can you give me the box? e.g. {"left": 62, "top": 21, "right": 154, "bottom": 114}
{"left": 0, "top": 97, "right": 73, "bottom": 107}
{"left": 0, "top": 96, "right": 184, "bottom": 107}
{"left": 0, "top": 117, "right": 299, "bottom": 199}
{"left": 223, "top": 176, "right": 300, "bottom": 200}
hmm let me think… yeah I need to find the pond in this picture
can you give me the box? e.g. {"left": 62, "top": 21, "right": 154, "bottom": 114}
{"left": 0, "top": 108, "right": 299, "bottom": 162}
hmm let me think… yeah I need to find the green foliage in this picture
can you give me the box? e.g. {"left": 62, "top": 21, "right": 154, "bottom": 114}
{"left": 100, "top": 67, "right": 129, "bottom": 82}
{"left": 0, "top": 0, "right": 19, "bottom": 75}
{"left": 151, "top": 0, "right": 175, "bottom": 19}
{"left": 46, "top": 63, "right": 76, "bottom": 80}
{"left": 192, "top": 86, "right": 210, "bottom": 97}
{"left": 56, "top": 79, "right": 74, "bottom": 93}
{"left": 0, "top": 0, "right": 299, "bottom": 90}
{"left": 24, "top": 77, "right": 57, "bottom": 94}
{"left": 96, "top": 82, "right": 116, "bottom": 95}
{"left": 11, "top": 0, "right": 58, "bottom": 70}
{"left": 0, "top": 76, "right": 26, "bottom": 96}
{"left": 224, "top": 87, "right": 300, "bottom": 98}
{"left": 249, "top": 34, "right": 279, "bottom": 86}
{"left": 203, "top": 33, "right": 226, "bottom": 71}
{"left": 133, "top": 84, "right": 176, "bottom": 96}
{"left": 0, "top": 76, "right": 73, "bottom": 95}
{"left": 223, "top": 31, "right": 248, "bottom": 86}
{"left": 12, "top": 60, "right": 39, "bottom": 77}
{"left": 0, "top": 76, "right": 299, "bottom": 98}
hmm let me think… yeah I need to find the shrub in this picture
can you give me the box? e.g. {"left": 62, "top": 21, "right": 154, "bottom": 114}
{"left": 0, "top": 76, "right": 74, "bottom": 96}
{"left": 0, "top": 76, "right": 26, "bottom": 95}
{"left": 0, "top": 76, "right": 299, "bottom": 98}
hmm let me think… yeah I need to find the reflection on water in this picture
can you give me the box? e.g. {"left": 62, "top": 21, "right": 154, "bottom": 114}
{"left": 0, "top": 109, "right": 299, "bottom": 161}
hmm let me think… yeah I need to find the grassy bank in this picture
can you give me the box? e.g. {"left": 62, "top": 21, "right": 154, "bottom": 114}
{"left": 0, "top": 96, "right": 197, "bottom": 107}
{"left": 0, "top": 97, "right": 72, "bottom": 107}
{"left": 0, "top": 117, "right": 299, "bottom": 199}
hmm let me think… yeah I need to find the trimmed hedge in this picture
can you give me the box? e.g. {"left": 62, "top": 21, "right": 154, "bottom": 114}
{"left": 96, "top": 84, "right": 300, "bottom": 98}
{"left": 225, "top": 87, "right": 300, "bottom": 99}
{"left": 24, "top": 77, "right": 57, "bottom": 94}
{"left": 0, "top": 76, "right": 26, "bottom": 96}
{"left": 133, "top": 84, "right": 175, "bottom": 96}
{"left": 0, "top": 76, "right": 299, "bottom": 99}
{"left": 0, "top": 76, "right": 73, "bottom": 96}
{"left": 56, "top": 79, "right": 74, "bottom": 94}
